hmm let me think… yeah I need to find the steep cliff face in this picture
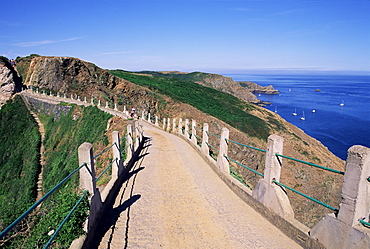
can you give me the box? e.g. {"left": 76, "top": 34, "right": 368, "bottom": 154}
{"left": 16, "top": 56, "right": 160, "bottom": 113}
{"left": 0, "top": 57, "right": 22, "bottom": 106}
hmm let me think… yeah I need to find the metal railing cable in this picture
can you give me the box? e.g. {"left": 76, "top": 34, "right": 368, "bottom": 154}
{"left": 96, "top": 158, "right": 117, "bottom": 182}
{"left": 207, "top": 131, "right": 221, "bottom": 138}
{"left": 272, "top": 180, "right": 339, "bottom": 212}
{"left": 93, "top": 142, "right": 116, "bottom": 159}
{"left": 224, "top": 155, "right": 264, "bottom": 177}
{"left": 226, "top": 138, "right": 267, "bottom": 153}
{"left": 275, "top": 153, "right": 345, "bottom": 175}
{"left": 0, "top": 163, "right": 87, "bottom": 240}
{"left": 206, "top": 142, "right": 219, "bottom": 153}
{"left": 44, "top": 191, "right": 89, "bottom": 249}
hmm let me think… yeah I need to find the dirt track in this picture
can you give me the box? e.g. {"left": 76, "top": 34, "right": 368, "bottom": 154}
{"left": 98, "top": 121, "right": 301, "bottom": 248}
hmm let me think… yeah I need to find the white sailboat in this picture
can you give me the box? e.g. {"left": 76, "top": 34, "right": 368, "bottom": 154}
{"left": 275, "top": 106, "right": 278, "bottom": 113}
{"left": 292, "top": 108, "right": 297, "bottom": 116}
{"left": 300, "top": 111, "right": 305, "bottom": 121}
{"left": 340, "top": 100, "right": 344, "bottom": 106}
{"left": 312, "top": 109, "right": 316, "bottom": 113}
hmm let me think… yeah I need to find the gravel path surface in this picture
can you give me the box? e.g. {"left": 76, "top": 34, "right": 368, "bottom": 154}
{"left": 98, "top": 121, "right": 301, "bottom": 249}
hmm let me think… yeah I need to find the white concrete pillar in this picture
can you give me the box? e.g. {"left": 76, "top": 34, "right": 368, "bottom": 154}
{"left": 141, "top": 111, "right": 145, "bottom": 120}
{"left": 64, "top": 93, "right": 66, "bottom": 98}
{"left": 111, "top": 131, "right": 121, "bottom": 179}
{"left": 310, "top": 145, "right": 370, "bottom": 249}
{"left": 71, "top": 94, "right": 74, "bottom": 100}
{"left": 172, "top": 118, "right": 176, "bottom": 133}
{"left": 202, "top": 123, "right": 209, "bottom": 156}
{"left": 91, "top": 97, "right": 94, "bottom": 105}
{"left": 84, "top": 97, "right": 87, "bottom": 103}
{"left": 185, "top": 119, "right": 190, "bottom": 139}
{"left": 148, "top": 113, "right": 151, "bottom": 123}
{"left": 78, "top": 142, "right": 96, "bottom": 194}
{"left": 264, "top": 134, "right": 284, "bottom": 183}
{"left": 338, "top": 145, "right": 370, "bottom": 226}
{"left": 114, "top": 103, "right": 118, "bottom": 111}
{"left": 155, "top": 116, "right": 159, "bottom": 126}
{"left": 162, "top": 118, "right": 166, "bottom": 130}
{"left": 178, "top": 118, "right": 183, "bottom": 135}
{"left": 125, "top": 124, "right": 133, "bottom": 162}
{"left": 124, "top": 106, "right": 126, "bottom": 113}
{"left": 191, "top": 120, "right": 197, "bottom": 145}
{"left": 77, "top": 96, "right": 80, "bottom": 101}
{"left": 167, "top": 118, "right": 171, "bottom": 132}
{"left": 217, "top": 127, "right": 229, "bottom": 174}
{"left": 105, "top": 102, "right": 109, "bottom": 108}
{"left": 98, "top": 99, "right": 101, "bottom": 107}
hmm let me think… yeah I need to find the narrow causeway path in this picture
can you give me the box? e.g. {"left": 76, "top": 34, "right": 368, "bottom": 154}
{"left": 98, "top": 121, "right": 302, "bottom": 248}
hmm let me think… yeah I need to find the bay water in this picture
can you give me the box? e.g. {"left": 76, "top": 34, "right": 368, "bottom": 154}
{"left": 225, "top": 74, "right": 370, "bottom": 160}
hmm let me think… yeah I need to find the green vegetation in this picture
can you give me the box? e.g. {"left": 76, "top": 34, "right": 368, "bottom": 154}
{"left": 0, "top": 96, "right": 41, "bottom": 230}
{"left": 1, "top": 99, "right": 112, "bottom": 248}
{"left": 41, "top": 105, "right": 112, "bottom": 192}
{"left": 109, "top": 70, "right": 270, "bottom": 140}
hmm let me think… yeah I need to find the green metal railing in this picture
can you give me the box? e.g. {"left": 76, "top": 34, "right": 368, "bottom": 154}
{"left": 225, "top": 155, "right": 264, "bottom": 177}
{"left": 275, "top": 153, "right": 345, "bottom": 175}
{"left": 226, "top": 138, "right": 266, "bottom": 153}
{"left": 0, "top": 136, "right": 127, "bottom": 247}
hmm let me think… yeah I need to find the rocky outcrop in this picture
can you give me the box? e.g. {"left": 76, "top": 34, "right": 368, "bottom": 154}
{"left": 0, "top": 57, "right": 22, "bottom": 106}
{"left": 16, "top": 56, "right": 160, "bottom": 114}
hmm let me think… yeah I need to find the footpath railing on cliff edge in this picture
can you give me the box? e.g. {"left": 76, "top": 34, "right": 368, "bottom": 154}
{"left": 15, "top": 87, "right": 370, "bottom": 248}
{"left": 140, "top": 111, "right": 370, "bottom": 249}
{"left": 0, "top": 110, "right": 144, "bottom": 248}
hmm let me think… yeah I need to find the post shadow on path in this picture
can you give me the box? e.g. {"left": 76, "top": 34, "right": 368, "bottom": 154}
{"left": 82, "top": 136, "right": 152, "bottom": 249}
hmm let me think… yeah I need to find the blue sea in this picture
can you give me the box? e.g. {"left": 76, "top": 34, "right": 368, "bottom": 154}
{"left": 225, "top": 74, "right": 370, "bottom": 160}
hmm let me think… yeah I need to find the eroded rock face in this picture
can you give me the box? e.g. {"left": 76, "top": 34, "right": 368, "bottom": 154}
{"left": 0, "top": 57, "right": 22, "bottom": 106}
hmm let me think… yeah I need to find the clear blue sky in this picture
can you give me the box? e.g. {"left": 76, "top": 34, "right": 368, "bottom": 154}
{"left": 1, "top": 0, "right": 369, "bottom": 74}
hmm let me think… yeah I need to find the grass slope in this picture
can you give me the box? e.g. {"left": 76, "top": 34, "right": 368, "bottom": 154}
{"left": 0, "top": 96, "right": 41, "bottom": 230}
{"left": 109, "top": 70, "right": 270, "bottom": 140}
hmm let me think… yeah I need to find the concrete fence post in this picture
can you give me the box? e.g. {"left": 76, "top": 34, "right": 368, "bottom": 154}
{"left": 98, "top": 99, "right": 101, "bottom": 107}
{"left": 185, "top": 119, "right": 190, "bottom": 139}
{"left": 148, "top": 112, "right": 151, "bottom": 123}
{"left": 91, "top": 97, "right": 94, "bottom": 105}
{"left": 135, "top": 121, "right": 141, "bottom": 151}
{"left": 125, "top": 124, "right": 133, "bottom": 162}
{"left": 78, "top": 142, "right": 96, "bottom": 194}
{"left": 123, "top": 106, "right": 126, "bottom": 113}
{"left": 155, "top": 116, "right": 159, "bottom": 126}
{"left": 167, "top": 118, "right": 171, "bottom": 132}
{"left": 264, "top": 134, "right": 284, "bottom": 183}
{"left": 172, "top": 118, "right": 177, "bottom": 133}
{"left": 111, "top": 131, "right": 122, "bottom": 178}
{"left": 141, "top": 111, "right": 145, "bottom": 120}
{"left": 217, "top": 127, "right": 229, "bottom": 174}
{"left": 162, "top": 117, "right": 166, "bottom": 130}
{"left": 191, "top": 120, "right": 197, "bottom": 145}
{"left": 78, "top": 142, "right": 103, "bottom": 232}
{"left": 84, "top": 97, "right": 87, "bottom": 103}
{"left": 178, "top": 118, "right": 183, "bottom": 135}
{"left": 114, "top": 103, "right": 118, "bottom": 111}
{"left": 310, "top": 145, "right": 370, "bottom": 249}
{"left": 202, "top": 123, "right": 209, "bottom": 156}
{"left": 337, "top": 145, "right": 370, "bottom": 226}
{"left": 252, "top": 134, "right": 294, "bottom": 219}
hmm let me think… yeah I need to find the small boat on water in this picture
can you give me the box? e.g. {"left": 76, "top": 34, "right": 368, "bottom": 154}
{"left": 340, "top": 100, "right": 344, "bottom": 106}
{"left": 300, "top": 111, "right": 305, "bottom": 121}
{"left": 312, "top": 109, "right": 316, "bottom": 113}
{"left": 275, "top": 106, "right": 278, "bottom": 113}
{"left": 292, "top": 108, "right": 297, "bottom": 116}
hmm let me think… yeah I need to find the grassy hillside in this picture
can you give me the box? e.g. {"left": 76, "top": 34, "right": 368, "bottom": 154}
{"left": 0, "top": 96, "right": 40, "bottom": 230}
{"left": 109, "top": 70, "right": 270, "bottom": 140}
{"left": 1, "top": 100, "right": 113, "bottom": 248}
